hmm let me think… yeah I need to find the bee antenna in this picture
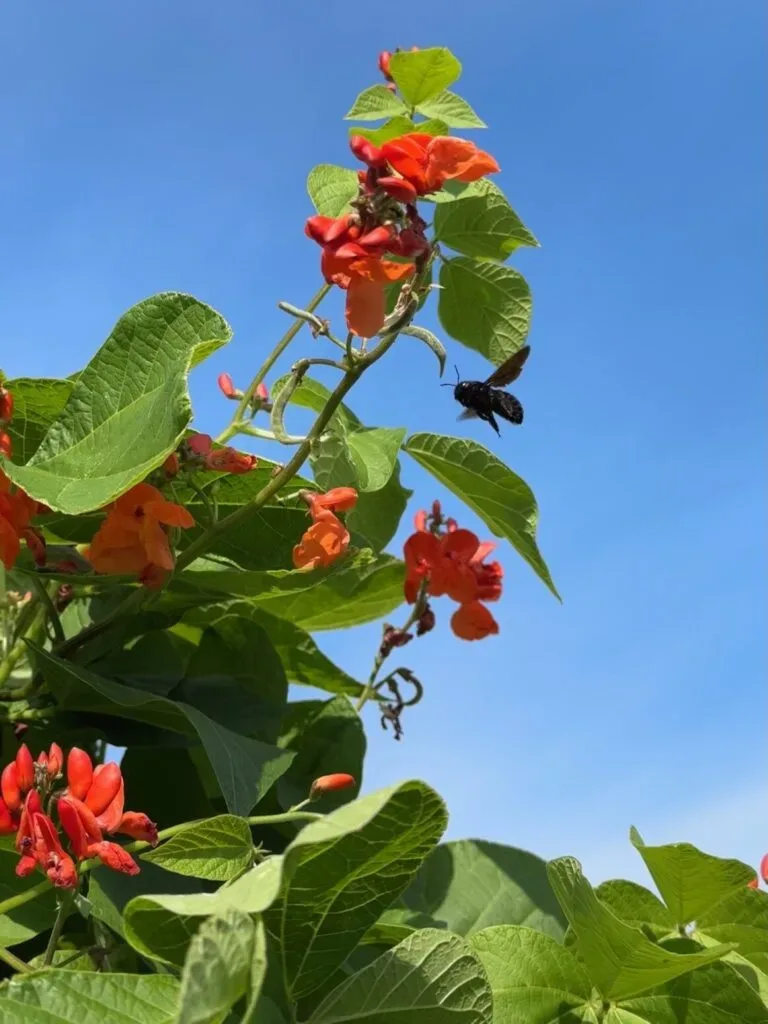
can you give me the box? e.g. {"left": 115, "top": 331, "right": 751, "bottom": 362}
{"left": 439, "top": 364, "right": 461, "bottom": 388}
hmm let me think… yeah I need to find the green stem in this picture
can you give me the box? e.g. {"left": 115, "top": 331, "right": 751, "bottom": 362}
{"left": 0, "top": 946, "right": 32, "bottom": 974}
{"left": 238, "top": 424, "right": 307, "bottom": 445}
{"left": 43, "top": 893, "right": 72, "bottom": 966}
{"left": 0, "top": 879, "right": 51, "bottom": 919}
{"left": 29, "top": 577, "right": 66, "bottom": 644}
{"left": 0, "top": 602, "right": 47, "bottom": 689}
{"left": 218, "top": 283, "right": 332, "bottom": 444}
{"left": 355, "top": 582, "right": 428, "bottom": 713}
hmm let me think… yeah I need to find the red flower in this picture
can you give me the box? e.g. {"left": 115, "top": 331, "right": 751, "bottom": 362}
{"left": 350, "top": 136, "right": 387, "bottom": 169}
{"left": 379, "top": 133, "right": 499, "bottom": 196}
{"left": 162, "top": 452, "right": 180, "bottom": 478}
{"left": 117, "top": 811, "right": 158, "bottom": 845}
{"left": 66, "top": 747, "right": 93, "bottom": 801}
{"left": 64, "top": 748, "right": 157, "bottom": 848}
{"left": 86, "top": 483, "right": 194, "bottom": 580}
{"left": 186, "top": 434, "right": 257, "bottom": 474}
{"left": 309, "top": 774, "right": 356, "bottom": 799}
{"left": 0, "top": 471, "right": 45, "bottom": 570}
{"left": 217, "top": 372, "right": 238, "bottom": 399}
{"left": 378, "top": 50, "right": 393, "bottom": 80}
{"left": 304, "top": 487, "right": 358, "bottom": 515}
{"left": 451, "top": 600, "right": 499, "bottom": 641}
{"left": 293, "top": 488, "right": 358, "bottom": 571}
{"left": 29, "top": 813, "right": 78, "bottom": 888}
{"left": 0, "top": 432, "right": 11, "bottom": 459}
{"left": 322, "top": 251, "right": 414, "bottom": 338}
{"left": 0, "top": 387, "right": 13, "bottom": 422}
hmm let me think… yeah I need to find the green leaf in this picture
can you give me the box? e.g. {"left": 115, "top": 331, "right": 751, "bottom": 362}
{"left": 401, "top": 325, "right": 447, "bottom": 376}
{"left": 426, "top": 180, "right": 489, "bottom": 205}
{"left": 176, "top": 908, "right": 256, "bottom": 1024}
{"left": 347, "top": 463, "right": 412, "bottom": 553}
{"left": 2, "top": 294, "right": 232, "bottom": 514}
{"left": 181, "top": 550, "right": 405, "bottom": 631}
{"left": 345, "top": 85, "right": 407, "bottom": 121}
{"left": 402, "top": 839, "right": 567, "bottom": 940}
{"left": 0, "top": 848, "right": 58, "bottom": 948}
{"left": 307, "top": 164, "right": 359, "bottom": 217}
{"left": 346, "top": 427, "right": 405, "bottom": 492}
{"left": 29, "top": 644, "right": 294, "bottom": 815}
{"left": 349, "top": 117, "right": 417, "bottom": 146}
{"left": 629, "top": 827, "right": 756, "bottom": 925}
{"left": 468, "top": 925, "right": 598, "bottom": 1024}
{"left": 242, "top": 918, "right": 270, "bottom": 1023}
{"left": 277, "top": 697, "right": 365, "bottom": 812}
{"left": 415, "top": 90, "right": 486, "bottom": 128}
{"left": 310, "top": 928, "right": 493, "bottom": 1023}
{"left": 434, "top": 180, "right": 539, "bottom": 261}
{"left": 547, "top": 856, "right": 735, "bottom": 1000}
{"left": 616, "top": 959, "right": 768, "bottom": 1023}
{"left": 361, "top": 908, "right": 444, "bottom": 947}
{"left": 2, "top": 377, "right": 73, "bottom": 464}
{"left": 142, "top": 815, "right": 254, "bottom": 881}
{"left": 438, "top": 257, "right": 531, "bottom": 366}
{"left": 403, "top": 433, "right": 559, "bottom": 598}
{"left": 124, "top": 857, "right": 283, "bottom": 966}
{"left": 181, "top": 604, "right": 365, "bottom": 697}
{"left": 268, "top": 780, "right": 447, "bottom": 1000}
{"left": 0, "top": 972, "right": 180, "bottom": 1023}
{"left": 694, "top": 888, "right": 768, "bottom": 996}
{"left": 413, "top": 117, "right": 449, "bottom": 136}
{"left": 594, "top": 879, "right": 676, "bottom": 941}
{"left": 389, "top": 47, "right": 462, "bottom": 106}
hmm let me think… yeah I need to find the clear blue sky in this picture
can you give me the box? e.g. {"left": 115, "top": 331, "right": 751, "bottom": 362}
{"left": 2, "top": 2, "right": 765, "bottom": 883}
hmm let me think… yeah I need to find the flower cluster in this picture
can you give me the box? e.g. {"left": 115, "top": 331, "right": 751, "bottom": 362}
{"left": 0, "top": 744, "right": 157, "bottom": 889}
{"left": 305, "top": 123, "right": 498, "bottom": 339}
{"left": 403, "top": 501, "right": 503, "bottom": 640}
{"left": 85, "top": 482, "right": 194, "bottom": 585}
{"left": 292, "top": 487, "right": 358, "bottom": 571}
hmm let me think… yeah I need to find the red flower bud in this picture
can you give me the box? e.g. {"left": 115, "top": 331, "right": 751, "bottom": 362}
{"left": 255, "top": 382, "right": 269, "bottom": 402}
{"left": 350, "top": 135, "right": 387, "bottom": 169}
{"left": 309, "top": 773, "right": 356, "bottom": 800}
{"left": 416, "top": 604, "right": 436, "bottom": 636}
{"left": 379, "top": 624, "right": 413, "bottom": 658}
{"left": 15, "top": 745, "right": 34, "bottom": 793}
{"left": 87, "top": 840, "right": 140, "bottom": 876}
{"left": 761, "top": 853, "right": 768, "bottom": 884}
{"left": 0, "top": 387, "right": 13, "bottom": 422}
{"left": 187, "top": 433, "right": 213, "bottom": 456}
{"left": 162, "top": 452, "right": 180, "bottom": 478}
{"left": 1, "top": 763, "right": 21, "bottom": 812}
{"left": 85, "top": 762, "right": 122, "bottom": 816}
{"left": 58, "top": 795, "right": 102, "bottom": 860}
{"left": 378, "top": 50, "right": 393, "bottom": 80}
{"left": 748, "top": 876, "right": 759, "bottom": 889}
{"left": 378, "top": 176, "right": 418, "bottom": 204}
{"left": 117, "top": 811, "right": 158, "bottom": 846}
{"left": 0, "top": 431, "right": 12, "bottom": 459}
{"left": 204, "top": 448, "right": 257, "bottom": 475}
{"left": 217, "top": 372, "right": 237, "bottom": 399}
{"left": 66, "top": 747, "right": 93, "bottom": 801}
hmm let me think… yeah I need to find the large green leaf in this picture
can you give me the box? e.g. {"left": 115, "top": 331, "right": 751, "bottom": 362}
{"left": 696, "top": 888, "right": 768, "bottom": 977}
{"left": 345, "top": 427, "right": 406, "bottom": 492}
{"left": 402, "top": 839, "right": 567, "bottom": 940}
{"left": 547, "top": 857, "right": 734, "bottom": 1000}
{"left": 2, "top": 294, "right": 231, "bottom": 513}
{"left": 307, "top": 165, "right": 359, "bottom": 217}
{"left": 404, "top": 433, "right": 559, "bottom": 598}
{"left": 143, "top": 815, "right": 254, "bottom": 881}
{"left": 630, "top": 827, "right": 756, "bottom": 925}
{"left": 438, "top": 257, "right": 531, "bottom": 366}
{"left": 30, "top": 644, "right": 294, "bottom": 815}
{"left": 2, "top": 376, "right": 73, "bottom": 464}
{"left": 616, "top": 959, "right": 768, "bottom": 1023}
{"left": 180, "top": 550, "right": 405, "bottom": 631}
{"left": 348, "top": 463, "right": 412, "bottom": 553}
{"left": 180, "top": 604, "right": 364, "bottom": 696}
{"left": 268, "top": 780, "right": 447, "bottom": 1000}
{"left": 415, "top": 90, "right": 486, "bottom": 128}
{"left": 277, "top": 697, "right": 365, "bottom": 812}
{"left": 388, "top": 48, "right": 462, "bottom": 106}
{"left": 594, "top": 879, "right": 676, "bottom": 942}
{"left": 434, "top": 180, "right": 539, "bottom": 261}
{"left": 345, "top": 85, "right": 408, "bottom": 121}
{"left": 310, "top": 929, "right": 493, "bottom": 1023}
{"left": 176, "top": 908, "right": 256, "bottom": 1024}
{"left": 0, "top": 847, "right": 58, "bottom": 948}
{"left": 124, "top": 857, "right": 283, "bottom": 966}
{"left": 469, "top": 925, "right": 598, "bottom": 1024}
{"left": 0, "top": 972, "right": 180, "bottom": 1023}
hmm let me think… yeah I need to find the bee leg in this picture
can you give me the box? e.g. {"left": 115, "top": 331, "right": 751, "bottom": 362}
{"left": 484, "top": 410, "right": 501, "bottom": 435}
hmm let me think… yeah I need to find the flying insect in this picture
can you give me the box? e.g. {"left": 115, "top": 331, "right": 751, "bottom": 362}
{"left": 444, "top": 345, "right": 531, "bottom": 436}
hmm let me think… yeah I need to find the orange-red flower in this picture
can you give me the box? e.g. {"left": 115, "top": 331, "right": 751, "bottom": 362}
{"left": 186, "top": 434, "right": 257, "bottom": 474}
{"left": 0, "top": 432, "right": 11, "bottom": 459}
{"left": 0, "top": 387, "right": 13, "bottom": 422}
{"left": 380, "top": 133, "right": 499, "bottom": 197}
{"left": 86, "top": 482, "right": 194, "bottom": 580}
{"left": 403, "top": 506, "right": 502, "bottom": 641}
{"left": 292, "top": 488, "right": 358, "bottom": 571}
{"left": 323, "top": 250, "right": 414, "bottom": 339}
{"left": 0, "top": 471, "right": 45, "bottom": 570}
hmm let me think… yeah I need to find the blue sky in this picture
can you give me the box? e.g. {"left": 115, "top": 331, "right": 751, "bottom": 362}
{"left": 2, "top": 1, "right": 765, "bottom": 884}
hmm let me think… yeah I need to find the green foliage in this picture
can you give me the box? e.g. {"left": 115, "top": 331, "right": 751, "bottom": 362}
{"left": 307, "top": 164, "right": 359, "bottom": 216}
{"left": 142, "top": 815, "right": 255, "bottom": 881}
{"left": 345, "top": 85, "right": 408, "bottom": 121}
{"left": 0, "top": 972, "right": 180, "bottom": 1022}
{"left": 3, "top": 294, "right": 232, "bottom": 513}
{"left": 434, "top": 180, "right": 539, "bottom": 260}
{"left": 416, "top": 90, "right": 486, "bottom": 127}
{"left": 388, "top": 47, "right": 462, "bottom": 106}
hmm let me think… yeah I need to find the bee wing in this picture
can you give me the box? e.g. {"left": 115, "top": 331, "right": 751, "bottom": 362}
{"left": 457, "top": 408, "right": 479, "bottom": 421}
{"left": 485, "top": 345, "right": 531, "bottom": 387}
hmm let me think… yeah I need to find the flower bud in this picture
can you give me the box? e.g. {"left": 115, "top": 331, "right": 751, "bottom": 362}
{"left": 255, "top": 382, "right": 269, "bottom": 402}
{"left": 379, "top": 624, "right": 413, "bottom": 658}
{"left": 378, "top": 50, "right": 393, "bottom": 80}
{"left": 66, "top": 747, "right": 94, "bottom": 801}
{"left": 162, "top": 452, "right": 180, "bottom": 478}
{"left": 309, "top": 773, "right": 356, "bottom": 800}
{"left": 0, "top": 387, "right": 13, "bottom": 422}
{"left": 217, "top": 372, "right": 238, "bottom": 399}
{"left": 416, "top": 604, "right": 436, "bottom": 636}
{"left": 15, "top": 745, "right": 34, "bottom": 793}
{"left": 0, "top": 431, "right": 12, "bottom": 459}
{"left": 761, "top": 853, "right": 768, "bottom": 884}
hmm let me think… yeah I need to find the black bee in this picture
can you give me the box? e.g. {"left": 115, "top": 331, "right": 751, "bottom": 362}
{"left": 443, "top": 346, "right": 531, "bottom": 435}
